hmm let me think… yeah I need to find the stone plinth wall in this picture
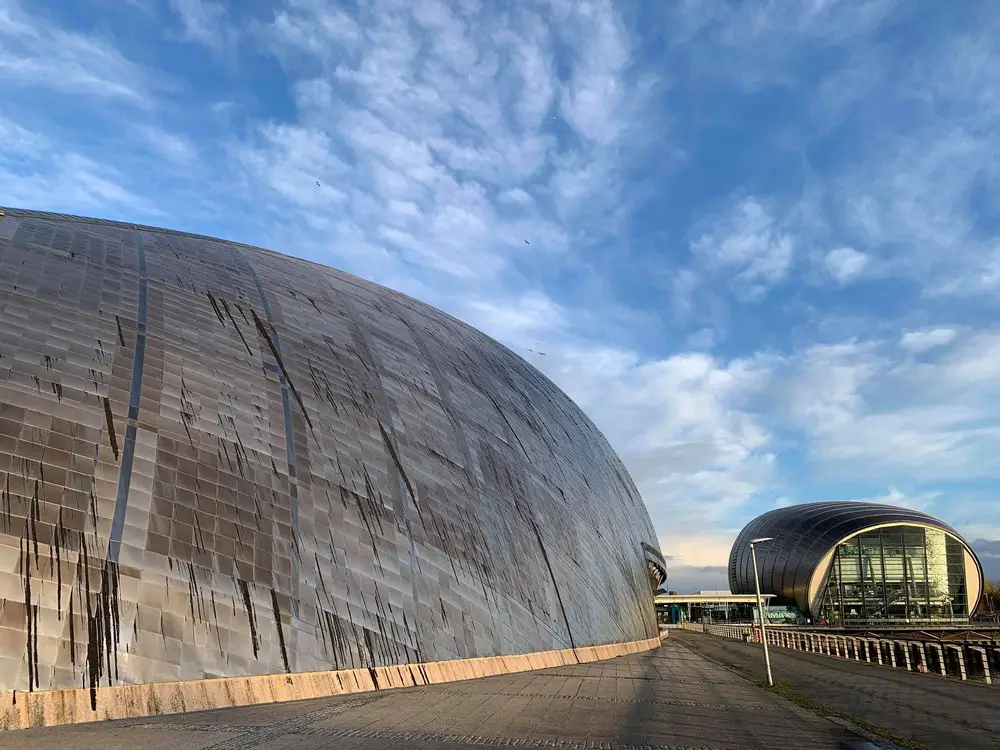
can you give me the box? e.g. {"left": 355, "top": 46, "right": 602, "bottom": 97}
{"left": 1, "top": 634, "right": 664, "bottom": 731}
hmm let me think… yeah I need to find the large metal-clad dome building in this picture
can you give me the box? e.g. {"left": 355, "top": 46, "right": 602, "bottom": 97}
{"left": 729, "top": 501, "right": 983, "bottom": 623}
{"left": 0, "top": 207, "right": 664, "bottom": 695}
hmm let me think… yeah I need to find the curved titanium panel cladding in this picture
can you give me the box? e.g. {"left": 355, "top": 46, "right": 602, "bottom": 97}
{"left": 0, "top": 208, "right": 660, "bottom": 694}
{"left": 728, "top": 501, "right": 981, "bottom": 615}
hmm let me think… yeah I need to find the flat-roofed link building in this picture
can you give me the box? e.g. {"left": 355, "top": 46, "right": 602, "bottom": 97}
{"left": 729, "top": 501, "right": 983, "bottom": 624}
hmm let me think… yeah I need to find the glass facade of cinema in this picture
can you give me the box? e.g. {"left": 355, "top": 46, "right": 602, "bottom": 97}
{"left": 817, "top": 526, "right": 970, "bottom": 623}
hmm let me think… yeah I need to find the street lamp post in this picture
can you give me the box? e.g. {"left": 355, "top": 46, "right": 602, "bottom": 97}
{"left": 749, "top": 537, "right": 774, "bottom": 687}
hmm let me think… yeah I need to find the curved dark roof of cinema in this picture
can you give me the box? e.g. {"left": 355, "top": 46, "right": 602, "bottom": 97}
{"left": 728, "top": 501, "right": 981, "bottom": 610}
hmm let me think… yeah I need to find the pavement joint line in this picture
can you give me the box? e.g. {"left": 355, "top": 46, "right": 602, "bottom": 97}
{"left": 671, "top": 635, "right": 920, "bottom": 750}
{"left": 405, "top": 689, "right": 788, "bottom": 712}
{"left": 275, "top": 726, "right": 756, "bottom": 749}
{"left": 532, "top": 674, "right": 750, "bottom": 688}
{"left": 124, "top": 692, "right": 388, "bottom": 732}
{"left": 533, "top": 674, "right": 695, "bottom": 682}
{"left": 128, "top": 723, "right": 249, "bottom": 734}
{"left": 152, "top": 694, "right": 388, "bottom": 750}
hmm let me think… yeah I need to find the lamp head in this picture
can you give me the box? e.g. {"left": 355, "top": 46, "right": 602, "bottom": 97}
{"left": 749, "top": 537, "right": 774, "bottom": 545}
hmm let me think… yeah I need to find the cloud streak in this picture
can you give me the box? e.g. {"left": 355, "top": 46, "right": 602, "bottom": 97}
{"left": 0, "top": 0, "right": 158, "bottom": 105}
{"left": 825, "top": 247, "right": 870, "bottom": 283}
{"left": 691, "top": 197, "right": 795, "bottom": 300}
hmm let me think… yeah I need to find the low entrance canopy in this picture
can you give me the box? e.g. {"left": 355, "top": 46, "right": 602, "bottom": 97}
{"left": 653, "top": 592, "right": 778, "bottom": 625}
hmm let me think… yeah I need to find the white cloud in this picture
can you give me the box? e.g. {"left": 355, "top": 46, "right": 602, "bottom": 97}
{"left": 659, "top": 530, "right": 734, "bottom": 572}
{"left": 783, "top": 341, "right": 879, "bottom": 434}
{"left": 669, "top": 0, "right": 899, "bottom": 90}
{"left": 523, "top": 324, "right": 1000, "bottom": 539}
{"left": 656, "top": 524, "right": 788, "bottom": 593}
{"left": 237, "top": 123, "right": 349, "bottom": 208}
{"left": 826, "top": 12, "right": 1000, "bottom": 297}
{"left": 235, "top": 0, "right": 654, "bottom": 292}
{"left": 840, "top": 130, "right": 986, "bottom": 286}
{"left": 669, "top": 2, "right": 1000, "bottom": 301}
{"left": 123, "top": 0, "right": 156, "bottom": 14}
{"left": 508, "top": 18, "right": 555, "bottom": 130}
{"left": 691, "top": 197, "right": 795, "bottom": 300}
{"left": 900, "top": 327, "right": 958, "bottom": 353}
{"left": 170, "top": 0, "right": 232, "bottom": 47}
{"left": 677, "top": 0, "right": 898, "bottom": 47}
{"left": 543, "top": 345, "right": 776, "bottom": 538}
{"left": 824, "top": 246, "right": 869, "bottom": 283}
{"left": 779, "top": 487, "right": 942, "bottom": 516}
{"left": 0, "top": 0, "right": 157, "bottom": 105}
{"left": 555, "top": 0, "right": 633, "bottom": 146}
{"left": 268, "top": 3, "right": 362, "bottom": 60}
{"left": 868, "top": 486, "right": 941, "bottom": 512}
{"left": 462, "top": 293, "right": 570, "bottom": 346}
{"left": 137, "top": 125, "right": 197, "bottom": 164}
{"left": 963, "top": 523, "right": 1000, "bottom": 539}
{"left": 0, "top": 116, "right": 48, "bottom": 154}
{"left": 780, "top": 332, "right": 1000, "bottom": 481}
{"left": 0, "top": 151, "right": 160, "bottom": 217}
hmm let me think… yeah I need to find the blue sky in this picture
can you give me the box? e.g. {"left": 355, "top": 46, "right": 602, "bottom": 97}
{"left": 2, "top": 0, "right": 1000, "bottom": 592}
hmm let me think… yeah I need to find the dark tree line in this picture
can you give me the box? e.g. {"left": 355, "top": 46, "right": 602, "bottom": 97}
{"left": 980, "top": 581, "right": 1000, "bottom": 613}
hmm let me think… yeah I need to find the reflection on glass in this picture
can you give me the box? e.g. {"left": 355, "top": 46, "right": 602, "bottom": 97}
{"left": 925, "top": 528, "right": 950, "bottom": 617}
{"left": 818, "top": 525, "right": 969, "bottom": 624}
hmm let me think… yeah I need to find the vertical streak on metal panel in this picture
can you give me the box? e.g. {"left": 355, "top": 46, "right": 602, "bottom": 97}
{"left": 239, "top": 253, "right": 301, "bottom": 617}
{"left": 107, "top": 231, "right": 147, "bottom": 565}
{"left": 475, "top": 371, "right": 577, "bottom": 651}
{"left": 339, "top": 295, "right": 424, "bottom": 660}
{"left": 386, "top": 300, "right": 505, "bottom": 656}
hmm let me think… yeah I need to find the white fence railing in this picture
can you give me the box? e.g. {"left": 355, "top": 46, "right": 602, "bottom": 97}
{"left": 686, "top": 622, "right": 999, "bottom": 685}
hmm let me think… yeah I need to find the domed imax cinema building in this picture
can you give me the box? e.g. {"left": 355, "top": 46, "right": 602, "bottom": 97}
{"left": 0, "top": 207, "right": 665, "bottom": 722}
{"left": 729, "top": 501, "right": 984, "bottom": 624}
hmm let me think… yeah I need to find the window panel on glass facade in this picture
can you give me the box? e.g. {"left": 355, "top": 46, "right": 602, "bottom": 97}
{"left": 905, "top": 549, "right": 926, "bottom": 579}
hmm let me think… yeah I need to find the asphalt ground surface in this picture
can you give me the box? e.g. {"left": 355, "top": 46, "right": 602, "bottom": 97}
{"left": 673, "top": 629, "right": 1000, "bottom": 750}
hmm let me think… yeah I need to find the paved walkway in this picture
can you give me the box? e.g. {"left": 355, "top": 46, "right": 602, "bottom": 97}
{"left": 0, "top": 637, "right": 875, "bottom": 750}
{"left": 673, "top": 630, "right": 1000, "bottom": 750}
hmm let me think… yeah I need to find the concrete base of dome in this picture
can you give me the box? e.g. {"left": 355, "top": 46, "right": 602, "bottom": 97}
{"left": 0, "top": 635, "right": 664, "bottom": 731}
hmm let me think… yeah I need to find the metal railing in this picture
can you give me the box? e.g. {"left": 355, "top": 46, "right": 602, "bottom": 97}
{"left": 664, "top": 616, "right": 1000, "bottom": 632}
{"left": 686, "top": 622, "right": 1000, "bottom": 685}
{"left": 807, "top": 616, "right": 1000, "bottom": 630}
